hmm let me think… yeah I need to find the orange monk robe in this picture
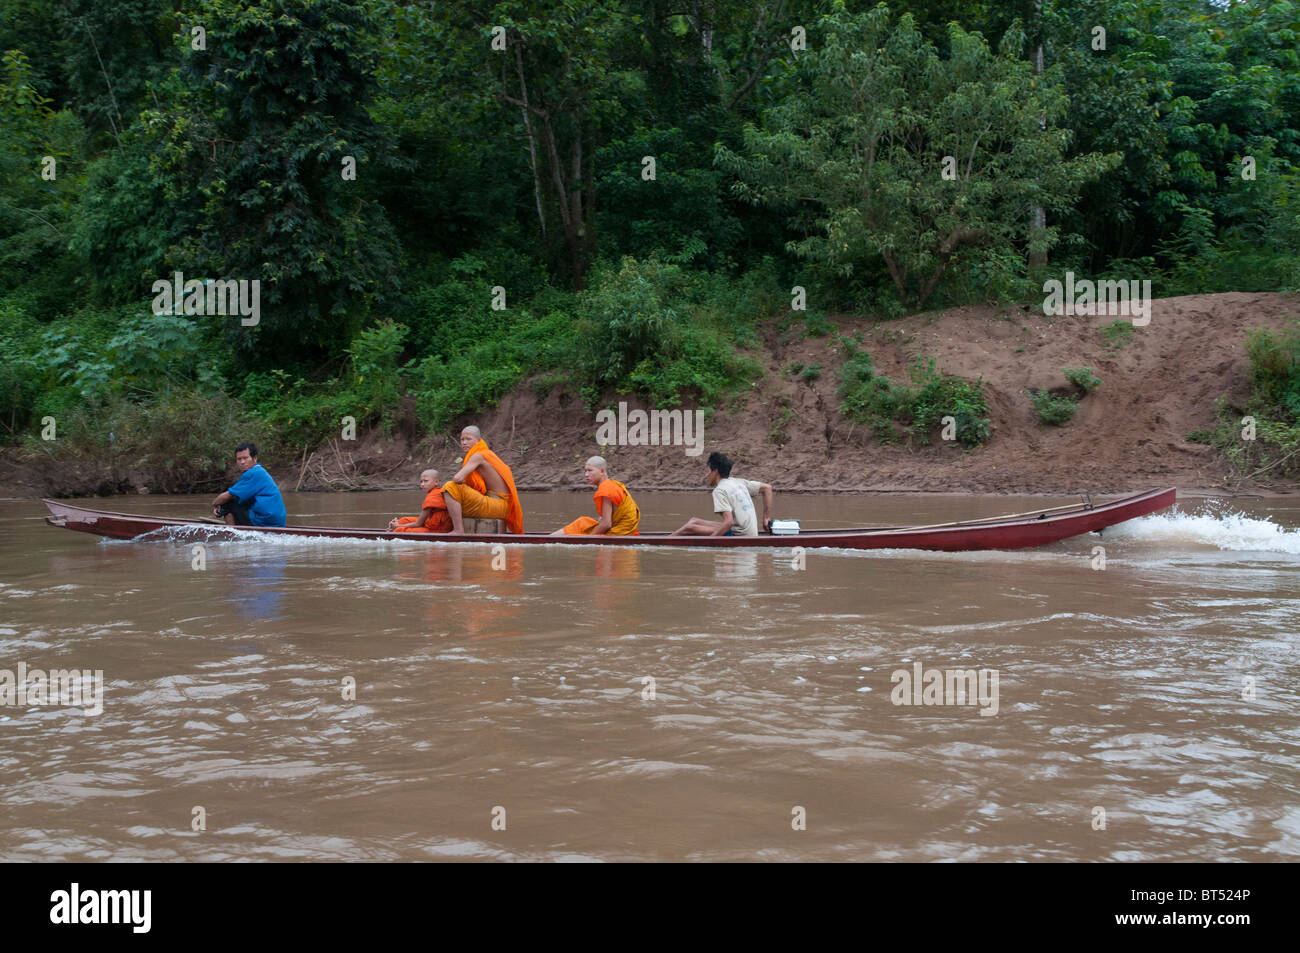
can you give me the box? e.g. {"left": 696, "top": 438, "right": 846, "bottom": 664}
{"left": 392, "top": 487, "right": 453, "bottom": 533}
{"left": 443, "top": 439, "right": 524, "bottom": 534}
{"left": 562, "top": 479, "right": 640, "bottom": 535}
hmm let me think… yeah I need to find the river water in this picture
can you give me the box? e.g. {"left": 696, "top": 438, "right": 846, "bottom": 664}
{"left": 1, "top": 490, "right": 1297, "bottom": 861}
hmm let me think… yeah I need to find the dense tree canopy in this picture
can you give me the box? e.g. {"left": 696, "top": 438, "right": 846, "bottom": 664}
{"left": 1, "top": 0, "right": 1297, "bottom": 459}
{"left": 717, "top": 4, "right": 1121, "bottom": 309}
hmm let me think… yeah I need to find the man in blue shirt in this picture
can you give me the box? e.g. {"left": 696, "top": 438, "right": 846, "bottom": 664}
{"left": 210, "top": 442, "right": 287, "bottom": 527}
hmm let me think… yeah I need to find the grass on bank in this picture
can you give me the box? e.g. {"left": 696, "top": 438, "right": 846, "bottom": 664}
{"left": 1189, "top": 323, "right": 1300, "bottom": 482}
{"left": 835, "top": 339, "right": 991, "bottom": 448}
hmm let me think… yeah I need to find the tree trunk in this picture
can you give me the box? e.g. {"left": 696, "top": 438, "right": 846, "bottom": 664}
{"left": 1028, "top": 8, "right": 1047, "bottom": 273}
{"left": 513, "top": 41, "right": 547, "bottom": 240}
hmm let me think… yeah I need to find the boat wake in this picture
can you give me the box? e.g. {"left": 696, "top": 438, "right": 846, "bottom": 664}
{"left": 1105, "top": 504, "right": 1300, "bottom": 554}
{"left": 125, "top": 525, "right": 459, "bottom": 550}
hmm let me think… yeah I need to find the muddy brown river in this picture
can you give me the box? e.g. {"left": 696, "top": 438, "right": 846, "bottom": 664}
{"left": 1, "top": 491, "right": 1297, "bottom": 861}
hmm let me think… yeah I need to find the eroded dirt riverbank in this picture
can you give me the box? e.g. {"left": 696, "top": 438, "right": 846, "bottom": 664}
{"left": 5, "top": 291, "right": 1298, "bottom": 499}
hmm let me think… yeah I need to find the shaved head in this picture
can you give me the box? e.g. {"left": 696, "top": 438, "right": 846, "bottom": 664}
{"left": 461, "top": 426, "right": 481, "bottom": 440}
{"left": 421, "top": 468, "right": 439, "bottom": 480}
{"left": 582, "top": 456, "right": 608, "bottom": 487}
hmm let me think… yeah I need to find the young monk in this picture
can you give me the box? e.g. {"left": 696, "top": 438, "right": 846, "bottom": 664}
{"left": 388, "top": 469, "right": 453, "bottom": 533}
{"left": 440, "top": 425, "right": 525, "bottom": 534}
{"left": 551, "top": 456, "right": 640, "bottom": 536}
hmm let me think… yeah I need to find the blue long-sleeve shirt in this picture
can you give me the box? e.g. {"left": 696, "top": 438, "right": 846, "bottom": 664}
{"left": 227, "top": 464, "right": 286, "bottom": 527}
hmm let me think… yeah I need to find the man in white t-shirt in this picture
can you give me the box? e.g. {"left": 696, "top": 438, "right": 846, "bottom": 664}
{"left": 670, "top": 451, "right": 774, "bottom": 537}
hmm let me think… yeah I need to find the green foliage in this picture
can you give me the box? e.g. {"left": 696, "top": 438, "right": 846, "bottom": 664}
{"left": 20, "top": 386, "right": 272, "bottom": 494}
{"left": 1063, "top": 366, "right": 1102, "bottom": 392}
{"left": 346, "top": 320, "right": 408, "bottom": 432}
{"left": 1049, "top": 0, "right": 1300, "bottom": 287}
{"left": 134, "top": 0, "right": 403, "bottom": 365}
{"left": 803, "top": 312, "right": 831, "bottom": 338}
{"left": 1245, "top": 326, "right": 1300, "bottom": 415}
{"left": 4, "top": 0, "right": 1300, "bottom": 485}
{"left": 767, "top": 400, "right": 795, "bottom": 446}
{"left": 1100, "top": 320, "right": 1136, "bottom": 349}
{"left": 573, "top": 256, "right": 762, "bottom": 406}
{"left": 0, "top": 49, "right": 82, "bottom": 300}
{"left": 835, "top": 348, "right": 898, "bottom": 438}
{"left": 398, "top": 254, "right": 513, "bottom": 360}
{"left": 0, "top": 299, "right": 228, "bottom": 441}
{"left": 800, "top": 363, "right": 822, "bottom": 383}
{"left": 837, "top": 348, "right": 875, "bottom": 390}
{"left": 1025, "top": 368, "right": 1098, "bottom": 429}
{"left": 422, "top": 0, "right": 635, "bottom": 288}
{"left": 0, "top": 312, "right": 41, "bottom": 439}
{"left": 59, "top": 0, "right": 175, "bottom": 146}
{"left": 597, "top": 126, "right": 743, "bottom": 269}
{"left": 1197, "top": 402, "right": 1300, "bottom": 484}
{"left": 1030, "top": 390, "right": 1078, "bottom": 425}
{"left": 240, "top": 371, "right": 359, "bottom": 453}
{"left": 577, "top": 257, "right": 683, "bottom": 388}
{"left": 835, "top": 346, "right": 988, "bottom": 447}
{"left": 413, "top": 309, "right": 574, "bottom": 432}
{"left": 717, "top": 2, "right": 1120, "bottom": 309}
{"left": 907, "top": 358, "right": 991, "bottom": 448}
{"left": 44, "top": 310, "right": 220, "bottom": 402}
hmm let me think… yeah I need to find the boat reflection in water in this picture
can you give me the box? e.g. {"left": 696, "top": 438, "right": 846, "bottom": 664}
{"left": 713, "top": 549, "right": 760, "bottom": 582}
{"left": 593, "top": 546, "right": 641, "bottom": 580}
{"left": 395, "top": 545, "right": 527, "bottom": 642}
{"left": 395, "top": 543, "right": 524, "bottom": 585}
{"left": 223, "top": 551, "right": 289, "bottom": 624}
{"left": 589, "top": 546, "right": 643, "bottom": 625}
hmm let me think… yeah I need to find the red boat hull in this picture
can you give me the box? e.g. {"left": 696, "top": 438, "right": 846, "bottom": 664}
{"left": 42, "top": 488, "right": 1176, "bottom": 552}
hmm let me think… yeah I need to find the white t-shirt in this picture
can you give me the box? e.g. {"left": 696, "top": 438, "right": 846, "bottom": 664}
{"left": 712, "top": 478, "right": 763, "bottom": 536}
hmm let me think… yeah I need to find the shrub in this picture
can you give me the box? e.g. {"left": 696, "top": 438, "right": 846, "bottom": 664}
{"left": 0, "top": 312, "right": 43, "bottom": 440}
{"left": 1099, "top": 320, "right": 1135, "bottom": 349}
{"left": 575, "top": 257, "right": 682, "bottom": 388}
{"left": 571, "top": 256, "right": 762, "bottom": 407}
{"left": 837, "top": 349, "right": 876, "bottom": 390}
{"left": 414, "top": 309, "right": 576, "bottom": 431}
{"left": 347, "top": 320, "right": 409, "bottom": 432}
{"left": 835, "top": 348, "right": 989, "bottom": 446}
{"left": 1193, "top": 324, "right": 1300, "bottom": 483}
{"left": 399, "top": 254, "right": 507, "bottom": 360}
{"left": 240, "top": 371, "right": 361, "bottom": 452}
{"left": 1063, "top": 366, "right": 1102, "bottom": 392}
{"left": 21, "top": 387, "right": 275, "bottom": 495}
{"left": 907, "top": 359, "right": 991, "bottom": 447}
{"left": 625, "top": 320, "right": 761, "bottom": 406}
{"left": 1030, "top": 390, "right": 1077, "bottom": 425}
{"left": 836, "top": 348, "right": 899, "bottom": 439}
{"left": 804, "top": 312, "right": 832, "bottom": 338}
{"left": 1245, "top": 327, "right": 1300, "bottom": 416}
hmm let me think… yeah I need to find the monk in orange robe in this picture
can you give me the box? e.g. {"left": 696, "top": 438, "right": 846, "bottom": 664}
{"left": 552, "top": 456, "right": 640, "bottom": 536}
{"left": 388, "top": 469, "right": 453, "bottom": 533}
{"left": 440, "top": 426, "right": 525, "bottom": 534}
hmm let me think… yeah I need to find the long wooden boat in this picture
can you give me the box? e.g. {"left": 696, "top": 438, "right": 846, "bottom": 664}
{"left": 42, "top": 488, "right": 1175, "bottom": 552}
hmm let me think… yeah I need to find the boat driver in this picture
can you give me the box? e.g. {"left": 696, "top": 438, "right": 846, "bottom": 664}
{"left": 210, "top": 442, "right": 287, "bottom": 527}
